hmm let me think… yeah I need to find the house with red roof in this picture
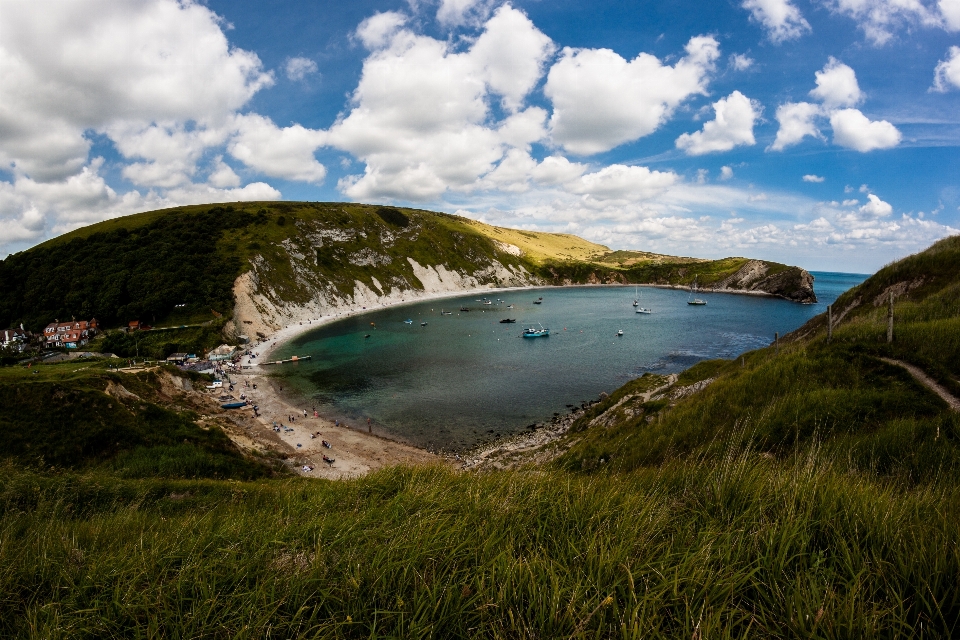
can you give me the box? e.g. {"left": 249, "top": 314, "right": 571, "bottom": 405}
{"left": 43, "top": 319, "right": 99, "bottom": 348}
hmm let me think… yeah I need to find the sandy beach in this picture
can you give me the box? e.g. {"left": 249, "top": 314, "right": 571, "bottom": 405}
{"left": 224, "top": 285, "right": 551, "bottom": 478}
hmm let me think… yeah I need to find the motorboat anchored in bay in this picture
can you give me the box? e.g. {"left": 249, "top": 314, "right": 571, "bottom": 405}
{"left": 522, "top": 323, "right": 550, "bottom": 338}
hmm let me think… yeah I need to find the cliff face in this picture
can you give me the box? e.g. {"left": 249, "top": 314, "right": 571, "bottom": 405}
{"left": 232, "top": 255, "right": 537, "bottom": 339}
{"left": 708, "top": 260, "right": 817, "bottom": 303}
{"left": 229, "top": 207, "right": 541, "bottom": 338}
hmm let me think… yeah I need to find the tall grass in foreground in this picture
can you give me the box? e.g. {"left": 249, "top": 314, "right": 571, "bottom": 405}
{"left": 2, "top": 451, "right": 958, "bottom": 638}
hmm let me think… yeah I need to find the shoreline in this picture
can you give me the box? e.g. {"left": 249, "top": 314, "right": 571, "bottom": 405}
{"left": 253, "top": 281, "right": 813, "bottom": 365}
{"left": 204, "top": 368, "right": 443, "bottom": 479}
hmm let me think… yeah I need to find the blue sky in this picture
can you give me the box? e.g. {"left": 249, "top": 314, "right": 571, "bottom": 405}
{"left": 2, "top": 0, "right": 959, "bottom": 272}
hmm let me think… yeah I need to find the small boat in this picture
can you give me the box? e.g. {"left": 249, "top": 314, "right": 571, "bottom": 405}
{"left": 483, "top": 300, "right": 492, "bottom": 305}
{"left": 460, "top": 306, "right": 470, "bottom": 312}
{"left": 500, "top": 318, "right": 516, "bottom": 323}
{"left": 364, "top": 334, "right": 371, "bottom": 338}
{"left": 506, "top": 304, "right": 514, "bottom": 309}
{"left": 522, "top": 323, "right": 550, "bottom": 338}
{"left": 221, "top": 401, "right": 247, "bottom": 409}
{"left": 420, "top": 322, "right": 428, "bottom": 326}
{"left": 533, "top": 300, "right": 542, "bottom": 305}
{"left": 633, "top": 285, "right": 639, "bottom": 307}
{"left": 440, "top": 310, "right": 453, "bottom": 315}
{"left": 635, "top": 290, "right": 652, "bottom": 314}
{"left": 688, "top": 276, "right": 707, "bottom": 306}
{"left": 403, "top": 319, "right": 413, "bottom": 324}
{"left": 617, "top": 329, "right": 624, "bottom": 336}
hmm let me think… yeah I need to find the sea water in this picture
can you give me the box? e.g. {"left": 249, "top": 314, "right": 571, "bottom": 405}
{"left": 272, "top": 272, "right": 867, "bottom": 451}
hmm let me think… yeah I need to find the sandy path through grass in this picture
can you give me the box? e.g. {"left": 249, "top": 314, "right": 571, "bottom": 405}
{"left": 880, "top": 357, "right": 960, "bottom": 411}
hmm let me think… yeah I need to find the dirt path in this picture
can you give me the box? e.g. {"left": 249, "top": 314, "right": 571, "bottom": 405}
{"left": 880, "top": 358, "right": 960, "bottom": 412}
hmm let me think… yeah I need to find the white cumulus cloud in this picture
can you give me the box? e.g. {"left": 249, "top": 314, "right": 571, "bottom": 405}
{"left": 942, "top": 0, "right": 960, "bottom": 29}
{"left": 567, "top": 165, "right": 678, "bottom": 202}
{"left": 285, "top": 57, "right": 318, "bottom": 81}
{"left": 720, "top": 166, "right": 735, "bottom": 180}
{"left": 207, "top": 156, "right": 241, "bottom": 188}
{"left": 0, "top": 0, "right": 273, "bottom": 182}
{"left": 355, "top": 11, "right": 408, "bottom": 50}
{"left": 328, "top": 6, "right": 557, "bottom": 201}
{"left": 741, "top": 0, "right": 811, "bottom": 42}
{"left": 730, "top": 54, "right": 755, "bottom": 71}
{"left": 933, "top": 46, "right": 960, "bottom": 90}
{"left": 830, "top": 108, "right": 901, "bottom": 151}
{"left": 545, "top": 36, "right": 720, "bottom": 155}
{"left": 229, "top": 114, "right": 328, "bottom": 183}
{"left": 824, "top": 0, "right": 943, "bottom": 44}
{"left": 769, "top": 102, "right": 822, "bottom": 151}
{"left": 859, "top": 193, "right": 893, "bottom": 216}
{"left": 675, "top": 91, "right": 760, "bottom": 156}
{"left": 803, "top": 174, "right": 826, "bottom": 182}
{"left": 465, "top": 5, "right": 556, "bottom": 111}
{"left": 437, "top": 0, "right": 490, "bottom": 27}
{"left": 810, "top": 58, "right": 862, "bottom": 109}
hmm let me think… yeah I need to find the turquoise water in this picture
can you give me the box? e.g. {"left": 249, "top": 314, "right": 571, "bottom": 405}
{"left": 273, "top": 272, "right": 867, "bottom": 451}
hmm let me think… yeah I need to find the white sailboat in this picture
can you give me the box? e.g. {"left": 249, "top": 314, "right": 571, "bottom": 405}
{"left": 688, "top": 276, "right": 707, "bottom": 306}
{"left": 636, "top": 287, "right": 652, "bottom": 314}
{"left": 632, "top": 285, "right": 639, "bottom": 307}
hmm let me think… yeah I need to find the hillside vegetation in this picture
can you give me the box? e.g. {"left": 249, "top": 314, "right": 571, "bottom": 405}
{"left": 0, "top": 203, "right": 815, "bottom": 347}
{"left": 0, "top": 360, "right": 280, "bottom": 480}
{"left": 1, "top": 237, "right": 959, "bottom": 636}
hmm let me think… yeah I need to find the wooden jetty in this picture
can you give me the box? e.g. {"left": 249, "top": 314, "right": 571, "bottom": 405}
{"left": 261, "top": 355, "right": 312, "bottom": 366}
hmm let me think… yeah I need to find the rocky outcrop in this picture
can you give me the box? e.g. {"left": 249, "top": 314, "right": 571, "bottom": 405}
{"left": 708, "top": 260, "right": 817, "bottom": 303}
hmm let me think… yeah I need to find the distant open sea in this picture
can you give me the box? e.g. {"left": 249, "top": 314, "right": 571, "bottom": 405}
{"left": 272, "top": 271, "right": 867, "bottom": 451}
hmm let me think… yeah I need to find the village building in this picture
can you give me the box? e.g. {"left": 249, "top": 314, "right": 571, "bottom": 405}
{"left": 1, "top": 327, "right": 31, "bottom": 351}
{"left": 43, "top": 319, "right": 99, "bottom": 348}
{"left": 207, "top": 344, "right": 237, "bottom": 362}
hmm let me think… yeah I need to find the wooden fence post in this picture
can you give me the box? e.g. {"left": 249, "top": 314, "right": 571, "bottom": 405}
{"left": 887, "top": 292, "right": 894, "bottom": 343}
{"left": 827, "top": 304, "right": 832, "bottom": 343}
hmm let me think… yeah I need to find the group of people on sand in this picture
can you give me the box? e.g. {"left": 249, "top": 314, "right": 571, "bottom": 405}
{"left": 268, "top": 408, "right": 338, "bottom": 470}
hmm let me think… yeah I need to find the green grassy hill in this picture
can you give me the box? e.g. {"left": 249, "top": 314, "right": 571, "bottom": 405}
{"left": 0, "top": 360, "right": 280, "bottom": 480}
